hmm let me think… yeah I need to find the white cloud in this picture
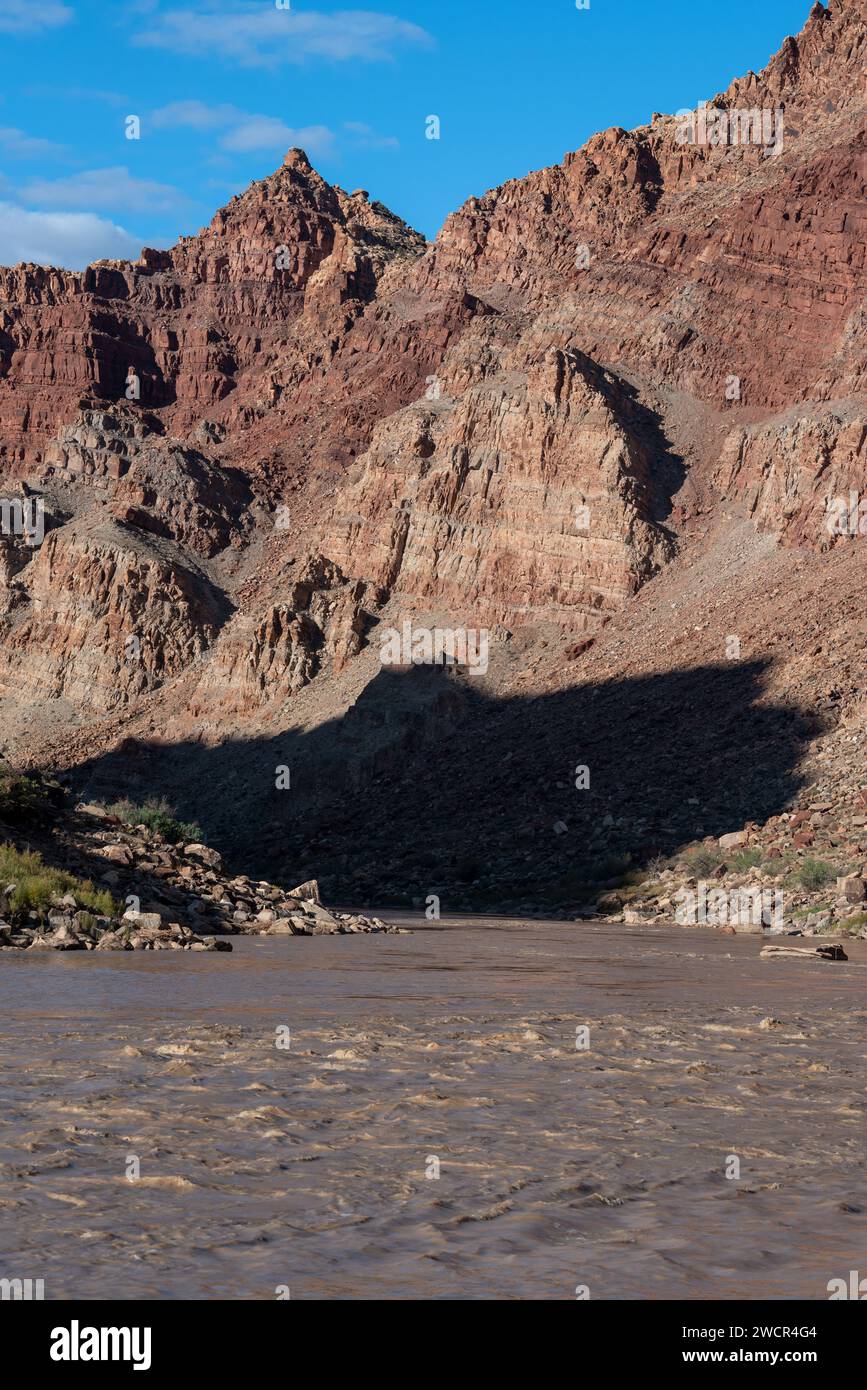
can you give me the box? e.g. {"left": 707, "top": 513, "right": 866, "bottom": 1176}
{"left": 0, "top": 126, "right": 66, "bottom": 158}
{"left": 343, "top": 121, "right": 399, "bottom": 150}
{"left": 151, "top": 99, "right": 241, "bottom": 131}
{"left": 134, "top": 6, "right": 433, "bottom": 68}
{"left": 17, "top": 166, "right": 183, "bottom": 212}
{"left": 25, "top": 85, "right": 128, "bottom": 106}
{"left": 0, "top": 0, "right": 73, "bottom": 33}
{"left": 221, "top": 118, "right": 334, "bottom": 155}
{"left": 0, "top": 202, "right": 143, "bottom": 270}
{"left": 151, "top": 101, "right": 335, "bottom": 156}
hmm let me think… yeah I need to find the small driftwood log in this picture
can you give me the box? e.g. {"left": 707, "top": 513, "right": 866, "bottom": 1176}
{"left": 760, "top": 943, "right": 848, "bottom": 962}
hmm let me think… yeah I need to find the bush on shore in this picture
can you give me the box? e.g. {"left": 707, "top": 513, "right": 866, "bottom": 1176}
{"left": 730, "top": 847, "right": 764, "bottom": 872}
{"left": 107, "top": 797, "right": 203, "bottom": 846}
{"left": 797, "top": 858, "right": 836, "bottom": 890}
{"left": 0, "top": 767, "right": 65, "bottom": 827}
{"left": 0, "top": 843, "right": 117, "bottom": 921}
{"left": 680, "top": 844, "right": 724, "bottom": 876}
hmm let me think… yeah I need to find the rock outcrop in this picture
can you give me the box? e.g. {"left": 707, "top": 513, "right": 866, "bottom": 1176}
{"left": 714, "top": 400, "right": 867, "bottom": 546}
{"left": 0, "top": 0, "right": 864, "bottom": 914}
{"left": 0, "top": 799, "right": 398, "bottom": 951}
{"left": 0, "top": 515, "right": 227, "bottom": 712}
{"left": 189, "top": 555, "right": 381, "bottom": 717}
{"left": 38, "top": 406, "right": 256, "bottom": 556}
{"left": 0, "top": 149, "right": 425, "bottom": 469}
{"left": 325, "top": 335, "right": 678, "bottom": 628}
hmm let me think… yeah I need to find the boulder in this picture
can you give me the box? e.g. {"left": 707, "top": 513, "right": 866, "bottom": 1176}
{"left": 122, "top": 910, "right": 163, "bottom": 930}
{"left": 184, "top": 843, "right": 223, "bottom": 870}
{"left": 802, "top": 910, "right": 831, "bottom": 933}
{"left": 266, "top": 917, "right": 310, "bottom": 935}
{"left": 300, "top": 901, "right": 341, "bottom": 931}
{"left": 100, "top": 844, "right": 133, "bottom": 865}
{"left": 287, "top": 878, "right": 321, "bottom": 903}
{"left": 837, "top": 874, "right": 865, "bottom": 903}
{"left": 47, "top": 911, "right": 75, "bottom": 930}
{"left": 95, "top": 931, "right": 129, "bottom": 951}
{"left": 48, "top": 923, "right": 85, "bottom": 950}
{"left": 719, "top": 831, "right": 748, "bottom": 850}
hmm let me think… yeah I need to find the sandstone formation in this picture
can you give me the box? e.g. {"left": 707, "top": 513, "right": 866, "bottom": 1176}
{"left": 0, "top": 150, "right": 425, "bottom": 468}
{"left": 0, "top": 515, "right": 226, "bottom": 713}
{"left": 713, "top": 400, "right": 866, "bottom": 545}
{"left": 0, "top": 0, "right": 863, "bottom": 918}
{"left": 324, "top": 338, "right": 677, "bottom": 630}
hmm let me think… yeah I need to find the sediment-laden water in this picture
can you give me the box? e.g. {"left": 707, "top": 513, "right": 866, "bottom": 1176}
{"left": 1, "top": 916, "right": 865, "bottom": 1300}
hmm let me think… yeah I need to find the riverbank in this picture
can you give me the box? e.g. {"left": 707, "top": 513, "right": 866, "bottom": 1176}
{"left": 0, "top": 797, "right": 397, "bottom": 952}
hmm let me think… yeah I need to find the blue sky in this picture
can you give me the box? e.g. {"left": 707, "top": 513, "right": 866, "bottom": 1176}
{"left": 0, "top": 0, "right": 811, "bottom": 268}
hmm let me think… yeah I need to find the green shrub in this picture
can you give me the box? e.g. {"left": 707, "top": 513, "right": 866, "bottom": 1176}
{"left": 107, "top": 796, "right": 203, "bottom": 845}
{"left": 681, "top": 844, "right": 724, "bottom": 876}
{"left": 593, "top": 852, "right": 634, "bottom": 883}
{"left": 797, "top": 859, "right": 836, "bottom": 891}
{"left": 0, "top": 767, "right": 64, "bottom": 827}
{"left": 840, "top": 911, "right": 867, "bottom": 934}
{"left": 730, "top": 847, "right": 764, "bottom": 872}
{"left": 0, "top": 842, "right": 117, "bottom": 921}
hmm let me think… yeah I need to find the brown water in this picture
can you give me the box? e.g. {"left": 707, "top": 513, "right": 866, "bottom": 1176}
{"left": 1, "top": 916, "right": 866, "bottom": 1301}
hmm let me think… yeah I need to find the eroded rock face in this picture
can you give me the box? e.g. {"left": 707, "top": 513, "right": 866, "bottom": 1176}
{"left": 0, "top": 517, "right": 227, "bottom": 711}
{"left": 395, "top": 1, "right": 866, "bottom": 412}
{"left": 189, "top": 555, "right": 381, "bottom": 716}
{"left": 0, "top": 149, "right": 425, "bottom": 469}
{"left": 326, "top": 333, "right": 677, "bottom": 628}
{"left": 0, "top": 1, "right": 864, "bottom": 911}
{"left": 38, "top": 406, "right": 255, "bottom": 557}
{"left": 714, "top": 401, "right": 867, "bottom": 545}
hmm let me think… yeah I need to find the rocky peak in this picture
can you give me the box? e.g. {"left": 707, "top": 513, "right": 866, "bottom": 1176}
{"left": 170, "top": 144, "right": 424, "bottom": 291}
{"left": 282, "top": 146, "right": 313, "bottom": 171}
{"left": 0, "top": 0, "right": 865, "bottom": 913}
{"left": 716, "top": 0, "right": 865, "bottom": 114}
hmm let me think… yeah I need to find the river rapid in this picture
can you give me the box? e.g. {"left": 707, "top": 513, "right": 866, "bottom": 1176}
{"left": 1, "top": 915, "right": 865, "bottom": 1300}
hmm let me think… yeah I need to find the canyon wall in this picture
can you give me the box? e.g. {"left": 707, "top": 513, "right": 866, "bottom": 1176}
{"left": 0, "top": 0, "right": 863, "bottom": 887}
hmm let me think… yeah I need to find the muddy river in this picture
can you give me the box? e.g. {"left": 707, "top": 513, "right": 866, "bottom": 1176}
{"left": 1, "top": 916, "right": 865, "bottom": 1299}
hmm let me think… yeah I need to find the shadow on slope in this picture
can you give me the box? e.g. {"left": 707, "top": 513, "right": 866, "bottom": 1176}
{"left": 68, "top": 654, "right": 823, "bottom": 912}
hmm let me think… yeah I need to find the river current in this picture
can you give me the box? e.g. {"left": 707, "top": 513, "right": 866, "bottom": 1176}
{"left": 1, "top": 916, "right": 865, "bottom": 1300}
